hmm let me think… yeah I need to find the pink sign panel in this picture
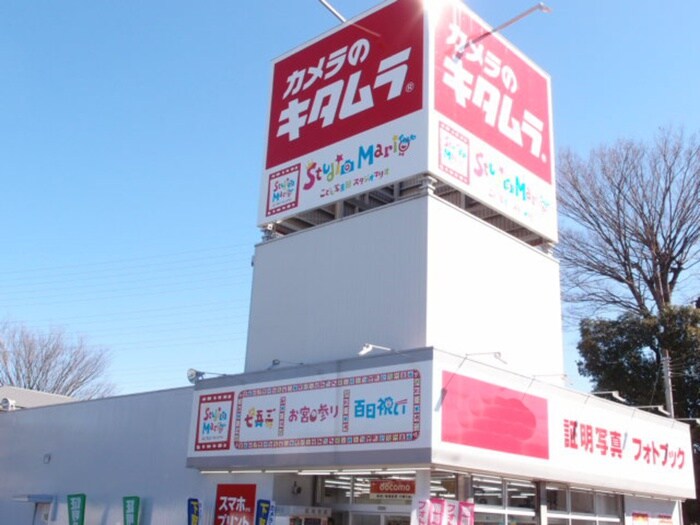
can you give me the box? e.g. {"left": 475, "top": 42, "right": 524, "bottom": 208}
{"left": 433, "top": 2, "right": 552, "bottom": 184}
{"left": 458, "top": 502, "right": 475, "bottom": 525}
{"left": 429, "top": 498, "right": 445, "bottom": 525}
{"left": 443, "top": 499, "right": 459, "bottom": 525}
{"left": 265, "top": 0, "right": 424, "bottom": 170}
{"left": 441, "top": 372, "right": 549, "bottom": 459}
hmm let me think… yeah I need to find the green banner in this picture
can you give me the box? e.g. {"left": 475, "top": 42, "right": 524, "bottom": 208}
{"left": 123, "top": 496, "right": 141, "bottom": 525}
{"left": 67, "top": 494, "right": 86, "bottom": 525}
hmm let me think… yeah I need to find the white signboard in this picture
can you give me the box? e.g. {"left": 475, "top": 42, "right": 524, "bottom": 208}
{"left": 235, "top": 369, "right": 420, "bottom": 449}
{"left": 189, "top": 363, "right": 430, "bottom": 459}
{"left": 435, "top": 364, "right": 695, "bottom": 499}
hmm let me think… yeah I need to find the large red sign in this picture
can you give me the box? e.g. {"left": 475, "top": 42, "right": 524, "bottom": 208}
{"left": 214, "top": 484, "right": 257, "bottom": 525}
{"left": 441, "top": 372, "right": 549, "bottom": 459}
{"left": 265, "top": 0, "right": 424, "bottom": 170}
{"left": 433, "top": 3, "right": 552, "bottom": 183}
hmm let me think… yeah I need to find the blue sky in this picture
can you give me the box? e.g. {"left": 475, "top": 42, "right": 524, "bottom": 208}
{"left": 1, "top": 0, "right": 699, "bottom": 394}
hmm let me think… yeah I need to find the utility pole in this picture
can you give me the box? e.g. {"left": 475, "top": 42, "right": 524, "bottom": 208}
{"left": 662, "top": 350, "right": 675, "bottom": 418}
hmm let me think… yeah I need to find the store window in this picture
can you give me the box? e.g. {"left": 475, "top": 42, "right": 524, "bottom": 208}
{"left": 548, "top": 519, "right": 569, "bottom": 525}
{"left": 470, "top": 475, "right": 535, "bottom": 525}
{"left": 475, "top": 512, "right": 505, "bottom": 525}
{"left": 506, "top": 480, "right": 536, "bottom": 510}
{"left": 571, "top": 490, "right": 594, "bottom": 514}
{"left": 323, "top": 476, "right": 354, "bottom": 505}
{"left": 546, "top": 485, "right": 567, "bottom": 512}
{"left": 570, "top": 520, "right": 597, "bottom": 525}
{"left": 472, "top": 476, "right": 504, "bottom": 507}
{"left": 321, "top": 472, "right": 462, "bottom": 506}
{"left": 546, "top": 484, "right": 621, "bottom": 525}
{"left": 324, "top": 475, "right": 414, "bottom": 505}
{"left": 320, "top": 471, "right": 620, "bottom": 525}
{"left": 595, "top": 493, "right": 620, "bottom": 517}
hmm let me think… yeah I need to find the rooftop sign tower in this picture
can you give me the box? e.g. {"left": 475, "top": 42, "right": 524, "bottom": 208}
{"left": 246, "top": 0, "right": 563, "bottom": 382}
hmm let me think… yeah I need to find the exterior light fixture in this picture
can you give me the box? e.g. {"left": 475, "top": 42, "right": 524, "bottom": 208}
{"left": 358, "top": 343, "right": 394, "bottom": 356}
{"left": 534, "top": 373, "right": 568, "bottom": 380}
{"left": 454, "top": 2, "right": 551, "bottom": 60}
{"left": 186, "top": 369, "right": 226, "bottom": 385}
{"left": 318, "top": 0, "right": 346, "bottom": 23}
{"left": 592, "top": 390, "right": 628, "bottom": 403}
{"left": 464, "top": 351, "right": 508, "bottom": 365}
{"left": 634, "top": 405, "right": 671, "bottom": 416}
{"left": 12, "top": 495, "right": 57, "bottom": 521}
{"left": 267, "top": 359, "right": 304, "bottom": 370}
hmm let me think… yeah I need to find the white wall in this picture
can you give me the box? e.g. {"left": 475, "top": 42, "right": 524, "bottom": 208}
{"left": 425, "top": 197, "right": 564, "bottom": 380}
{"left": 246, "top": 197, "right": 430, "bottom": 372}
{"left": 246, "top": 194, "right": 564, "bottom": 382}
{"left": 0, "top": 388, "right": 272, "bottom": 524}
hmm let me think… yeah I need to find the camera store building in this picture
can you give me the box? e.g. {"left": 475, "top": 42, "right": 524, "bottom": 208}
{"left": 0, "top": 0, "right": 694, "bottom": 523}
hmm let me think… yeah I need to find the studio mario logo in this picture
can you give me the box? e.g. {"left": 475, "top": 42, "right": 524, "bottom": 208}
{"left": 265, "top": 0, "right": 424, "bottom": 170}
{"left": 195, "top": 392, "right": 235, "bottom": 451}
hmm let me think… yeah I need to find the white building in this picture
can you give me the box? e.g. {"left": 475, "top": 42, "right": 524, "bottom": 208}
{"left": 0, "top": 0, "right": 694, "bottom": 524}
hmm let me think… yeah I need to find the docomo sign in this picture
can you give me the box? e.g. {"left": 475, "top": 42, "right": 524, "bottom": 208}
{"left": 370, "top": 479, "right": 416, "bottom": 497}
{"left": 265, "top": 0, "right": 423, "bottom": 170}
{"left": 434, "top": 0, "right": 553, "bottom": 184}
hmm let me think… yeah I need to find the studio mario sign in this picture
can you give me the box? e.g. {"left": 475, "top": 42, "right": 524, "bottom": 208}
{"left": 260, "top": 0, "right": 556, "bottom": 241}
{"left": 189, "top": 365, "right": 426, "bottom": 460}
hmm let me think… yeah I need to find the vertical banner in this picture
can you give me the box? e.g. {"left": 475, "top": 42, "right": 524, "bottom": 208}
{"left": 444, "top": 500, "right": 458, "bottom": 525}
{"left": 214, "top": 484, "right": 257, "bottom": 525}
{"left": 421, "top": 499, "right": 472, "bottom": 525}
{"left": 267, "top": 500, "right": 276, "bottom": 525}
{"left": 458, "top": 502, "right": 475, "bottom": 525}
{"left": 256, "top": 499, "right": 275, "bottom": 525}
{"left": 418, "top": 500, "right": 432, "bottom": 525}
{"left": 429, "top": 498, "right": 446, "bottom": 525}
{"left": 67, "top": 493, "right": 86, "bottom": 525}
{"left": 188, "top": 498, "right": 201, "bottom": 525}
{"left": 123, "top": 496, "right": 141, "bottom": 525}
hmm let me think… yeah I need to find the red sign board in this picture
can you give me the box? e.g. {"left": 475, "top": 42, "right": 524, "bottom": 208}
{"left": 441, "top": 372, "right": 549, "bottom": 459}
{"left": 433, "top": 3, "right": 552, "bottom": 184}
{"left": 214, "top": 484, "right": 257, "bottom": 525}
{"left": 265, "top": 0, "right": 424, "bottom": 170}
{"left": 259, "top": 0, "right": 557, "bottom": 240}
{"left": 370, "top": 479, "right": 415, "bottom": 498}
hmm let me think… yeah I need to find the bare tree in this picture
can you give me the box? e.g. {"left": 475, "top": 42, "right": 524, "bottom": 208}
{"left": 0, "top": 321, "right": 114, "bottom": 399}
{"left": 557, "top": 127, "right": 700, "bottom": 318}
